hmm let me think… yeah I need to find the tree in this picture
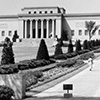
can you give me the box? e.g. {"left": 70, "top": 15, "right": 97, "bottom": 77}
{"left": 54, "top": 43, "right": 63, "bottom": 56}
{"left": 61, "top": 30, "right": 68, "bottom": 41}
{"left": 1, "top": 37, "right": 15, "bottom": 65}
{"left": 85, "top": 21, "right": 100, "bottom": 41}
{"left": 83, "top": 40, "right": 88, "bottom": 50}
{"left": 75, "top": 40, "right": 82, "bottom": 52}
{"left": 36, "top": 39, "right": 49, "bottom": 60}
{"left": 68, "top": 40, "right": 73, "bottom": 53}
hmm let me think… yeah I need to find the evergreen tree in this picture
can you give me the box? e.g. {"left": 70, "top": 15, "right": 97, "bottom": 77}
{"left": 83, "top": 40, "right": 88, "bottom": 50}
{"left": 36, "top": 39, "right": 49, "bottom": 60}
{"left": 1, "top": 37, "right": 15, "bottom": 65}
{"left": 68, "top": 40, "right": 73, "bottom": 53}
{"left": 54, "top": 43, "right": 63, "bottom": 56}
{"left": 75, "top": 40, "right": 82, "bottom": 52}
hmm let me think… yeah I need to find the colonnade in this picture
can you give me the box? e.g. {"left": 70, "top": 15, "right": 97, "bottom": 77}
{"left": 23, "top": 19, "right": 56, "bottom": 39}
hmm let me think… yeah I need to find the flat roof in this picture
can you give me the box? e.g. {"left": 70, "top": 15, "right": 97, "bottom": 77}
{"left": 22, "top": 6, "right": 60, "bottom": 11}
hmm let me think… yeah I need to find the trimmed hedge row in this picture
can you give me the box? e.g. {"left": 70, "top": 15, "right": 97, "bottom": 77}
{"left": 0, "top": 85, "right": 14, "bottom": 100}
{"left": 0, "top": 59, "right": 55, "bottom": 74}
{"left": 56, "top": 59, "right": 76, "bottom": 67}
{"left": 79, "top": 52, "right": 95, "bottom": 60}
{"left": 54, "top": 49, "right": 90, "bottom": 60}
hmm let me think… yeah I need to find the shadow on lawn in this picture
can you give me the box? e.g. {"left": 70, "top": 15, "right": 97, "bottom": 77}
{"left": 24, "top": 96, "right": 100, "bottom": 100}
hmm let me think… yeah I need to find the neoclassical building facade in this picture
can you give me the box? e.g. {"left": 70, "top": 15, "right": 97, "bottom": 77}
{"left": 0, "top": 6, "right": 100, "bottom": 43}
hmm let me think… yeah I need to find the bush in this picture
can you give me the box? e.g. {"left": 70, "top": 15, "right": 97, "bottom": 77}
{"left": 22, "top": 71, "right": 39, "bottom": 88}
{"left": 36, "top": 39, "right": 49, "bottom": 60}
{"left": 32, "top": 70, "right": 43, "bottom": 78}
{"left": 75, "top": 40, "right": 82, "bottom": 52}
{"left": 54, "top": 44, "right": 63, "bottom": 56}
{"left": 68, "top": 40, "right": 73, "bottom": 53}
{"left": 0, "top": 85, "right": 14, "bottom": 100}
{"left": 83, "top": 40, "right": 88, "bottom": 50}
{"left": 79, "top": 53, "right": 95, "bottom": 60}
{"left": 0, "top": 64, "right": 19, "bottom": 74}
{"left": 57, "top": 59, "right": 76, "bottom": 67}
{"left": 1, "top": 37, "right": 15, "bottom": 65}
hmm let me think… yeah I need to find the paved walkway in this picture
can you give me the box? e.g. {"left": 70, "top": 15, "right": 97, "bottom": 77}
{"left": 33, "top": 58, "right": 100, "bottom": 98}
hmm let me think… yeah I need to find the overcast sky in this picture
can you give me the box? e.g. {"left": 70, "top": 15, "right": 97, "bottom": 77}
{"left": 0, "top": 0, "right": 100, "bottom": 15}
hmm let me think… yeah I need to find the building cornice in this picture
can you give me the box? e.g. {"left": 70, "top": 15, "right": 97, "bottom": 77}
{"left": 0, "top": 15, "right": 18, "bottom": 19}
{"left": 64, "top": 13, "right": 100, "bottom": 18}
{"left": 22, "top": 6, "right": 59, "bottom": 11}
{"left": 18, "top": 13, "right": 62, "bottom": 18}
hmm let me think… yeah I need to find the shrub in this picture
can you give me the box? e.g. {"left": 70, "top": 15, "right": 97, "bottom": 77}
{"left": 22, "top": 71, "right": 38, "bottom": 88}
{"left": 1, "top": 37, "right": 15, "bottom": 65}
{"left": 0, "top": 64, "right": 19, "bottom": 74}
{"left": 57, "top": 59, "right": 76, "bottom": 67}
{"left": 79, "top": 53, "right": 94, "bottom": 60}
{"left": 83, "top": 40, "right": 88, "bottom": 50}
{"left": 75, "top": 40, "right": 82, "bottom": 52}
{"left": 54, "top": 44, "right": 63, "bottom": 56}
{"left": 36, "top": 39, "right": 49, "bottom": 60}
{"left": 0, "top": 85, "right": 14, "bottom": 100}
{"left": 32, "top": 70, "right": 43, "bottom": 78}
{"left": 68, "top": 40, "right": 73, "bottom": 53}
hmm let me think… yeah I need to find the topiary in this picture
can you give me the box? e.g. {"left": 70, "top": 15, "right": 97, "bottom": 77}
{"left": 36, "top": 39, "right": 49, "bottom": 60}
{"left": 54, "top": 43, "right": 63, "bottom": 56}
{"left": 83, "top": 40, "right": 88, "bottom": 50}
{"left": 75, "top": 40, "right": 82, "bottom": 52}
{"left": 68, "top": 40, "right": 73, "bottom": 53}
{"left": 1, "top": 37, "right": 15, "bottom": 65}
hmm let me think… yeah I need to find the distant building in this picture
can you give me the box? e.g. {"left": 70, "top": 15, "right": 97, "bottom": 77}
{"left": 0, "top": 6, "right": 100, "bottom": 42}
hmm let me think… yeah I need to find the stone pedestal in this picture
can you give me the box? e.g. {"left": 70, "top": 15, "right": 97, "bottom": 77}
{"left": 64, "top": 93, "right": 73, "bottom": 98}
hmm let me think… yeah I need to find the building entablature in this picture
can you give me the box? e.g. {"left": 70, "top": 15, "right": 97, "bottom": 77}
{"left": 21, "top": 6, "right": 66, "bottom": 15}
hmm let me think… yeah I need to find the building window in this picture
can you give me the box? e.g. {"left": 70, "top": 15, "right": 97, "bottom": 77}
{"left": 45, "top": 11, "right": 47, "bottom": 14}
{"left": 39, "top": 11, "right": 42, "bottom": 14}
{"left": 34, "top": 11, "right": 36, "bottom": 14}
{"left": 28, "top": 11, "right": 31, "bottom": 14}
{"left": 50, "top": 11, "right": 53, "bottom": 13}
{"left": 8, "top": 31, "right": 12, "bottom": 36}
{"left": 1, "top": 31, "right": 5, "bottom": 36}
{"left": 85, "top": 30, "right": 88, "bottom": 35}
{"left": 79, "top": 30, "right": 82, "bottom": 35}
{"left": 71, "top": 30, "right": 74, "bottom": 36}
{"left": 98, "top": 30, "right": 100, "bottom": 35}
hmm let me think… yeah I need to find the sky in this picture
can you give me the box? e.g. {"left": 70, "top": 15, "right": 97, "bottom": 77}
{"left": 0, "top": 0, "right": 100, "bottom": 15}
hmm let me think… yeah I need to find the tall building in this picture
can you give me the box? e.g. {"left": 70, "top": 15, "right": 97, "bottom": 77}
{"left": 0, "top": 6, "right": 100, "bottom": 43}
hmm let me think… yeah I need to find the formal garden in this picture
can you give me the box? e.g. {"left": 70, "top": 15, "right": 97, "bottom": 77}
{"left": 0, "top": 35, "right": 100, "bottom": 100}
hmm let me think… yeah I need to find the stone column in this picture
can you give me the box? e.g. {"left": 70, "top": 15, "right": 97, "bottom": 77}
{"left": 46, "top": 19, "right": 49, "bottom": 38}
{"left": 35, "top": 20, "right": 38, "bottom": 38}
{"left": 41, "top": 19, "right": 44, "bottom": 38}
{"left": 52, "top": 19, "right": 54, "bottom": 38}
{"left": 30, "top": 20, "right": 32, "bottom": 38}
{"left": 25, "top": 20, "right": 27, "bottom": 38}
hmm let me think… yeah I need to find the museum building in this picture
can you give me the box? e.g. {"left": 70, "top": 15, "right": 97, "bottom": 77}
{"left": 0, "top": 6, "right": 100, "bottom": 43}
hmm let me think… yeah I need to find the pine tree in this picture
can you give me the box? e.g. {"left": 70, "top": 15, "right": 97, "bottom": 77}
{"left": 1, "top": 37, "right": 15, "bottom": 65}
{"left": 36, "top": 39, "right": 49, "bottom": 60}
{"left": 54, "top": 43, "right": 63, "bottom": 56}
{"left": 75, "top": 40, "right": 82, "bottom": 52}
{"left": 68, "top": 40, "right": 73, "bottom": 53}
{"left": 83, "top": 40, "right": 88, "bottom": 50}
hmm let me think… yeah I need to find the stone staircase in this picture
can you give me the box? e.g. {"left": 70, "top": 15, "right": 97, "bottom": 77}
{"left": 13, "top": 38, "right": 55, "bottom": 47}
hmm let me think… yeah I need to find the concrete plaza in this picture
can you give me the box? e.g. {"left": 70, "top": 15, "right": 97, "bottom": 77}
{"left": 25, "top": 57, "right": 100, "bottom": 100}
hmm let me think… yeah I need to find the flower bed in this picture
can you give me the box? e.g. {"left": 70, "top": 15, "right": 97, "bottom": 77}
{"left": 26, "top": 59, "right": 85, "bottom": 90}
